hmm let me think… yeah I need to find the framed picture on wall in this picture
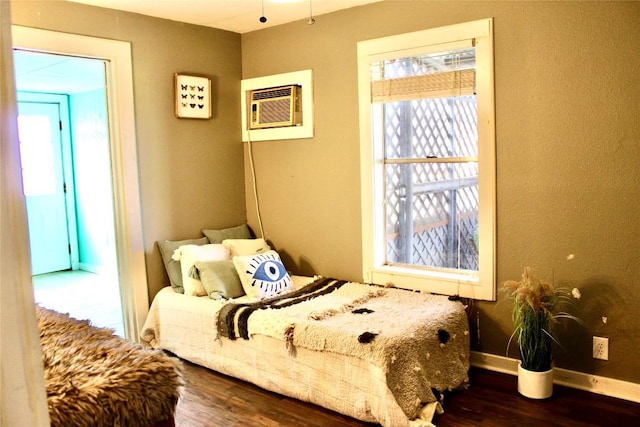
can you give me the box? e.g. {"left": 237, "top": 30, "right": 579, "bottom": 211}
{"left": 175, "top": 73, "right": 212, "bottom": 119}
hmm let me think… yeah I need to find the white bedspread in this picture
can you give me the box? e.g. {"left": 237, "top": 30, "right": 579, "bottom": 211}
{"left": 141, "top": 277, "right": 469, "bottom": 426}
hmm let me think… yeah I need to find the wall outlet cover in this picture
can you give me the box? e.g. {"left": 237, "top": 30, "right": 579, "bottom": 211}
{"left": 593, "top": 336, "right": 609, "bottom": 360}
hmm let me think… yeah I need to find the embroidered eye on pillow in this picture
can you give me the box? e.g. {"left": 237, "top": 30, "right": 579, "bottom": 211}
{"left": 232, "top": 250, "right": 293, "bottom": 300}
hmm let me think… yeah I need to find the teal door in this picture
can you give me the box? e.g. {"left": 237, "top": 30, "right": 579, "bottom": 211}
{"left": 18, "top": 101, "right": 72, "bottom": 275}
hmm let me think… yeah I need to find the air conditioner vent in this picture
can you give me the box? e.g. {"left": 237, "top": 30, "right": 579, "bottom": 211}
{"left": 251, "top": 86, "right": 293, "bottom": 101}
{"left": 249, "top": 84, "right": 302, "bottom": 130}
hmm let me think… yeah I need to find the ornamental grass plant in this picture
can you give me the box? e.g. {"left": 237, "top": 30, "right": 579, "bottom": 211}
{"left": 502, "top": 267, "right": 582, "bottom": 372}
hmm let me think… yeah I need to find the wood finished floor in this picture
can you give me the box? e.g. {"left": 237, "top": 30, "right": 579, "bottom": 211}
{"left": 175, "top": 360, "right": 640, "bottom": 427}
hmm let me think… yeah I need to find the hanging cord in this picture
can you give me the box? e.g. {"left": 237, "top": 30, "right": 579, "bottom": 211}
{"left": 246, "top": 131, "right": 265, "bottom": 239}
{"left": 308, "top": 0, "right": 316, "bottom": 25}
{"left": 259, "top": 0, "right": 267, "bottom": 23}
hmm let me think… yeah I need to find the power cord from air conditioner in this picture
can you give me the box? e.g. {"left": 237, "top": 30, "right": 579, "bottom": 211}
{"left": 246, "top": 130, "right": 265, "bottom": 239}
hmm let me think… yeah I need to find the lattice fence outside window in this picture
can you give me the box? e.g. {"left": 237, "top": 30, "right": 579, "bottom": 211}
{"left": 383, "top": 97, "right": 479, "bottom": 272}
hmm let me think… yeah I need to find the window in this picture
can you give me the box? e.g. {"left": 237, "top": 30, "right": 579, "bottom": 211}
{"left": 358, "top": 19, "right": 496, "bottom": 300}
{"left": 18, "top": 114, "right": 57, "bottom": 196}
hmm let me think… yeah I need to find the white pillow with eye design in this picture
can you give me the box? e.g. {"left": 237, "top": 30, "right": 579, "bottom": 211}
{"left": 232, "top": 250, "right": 293, "bottom": 300}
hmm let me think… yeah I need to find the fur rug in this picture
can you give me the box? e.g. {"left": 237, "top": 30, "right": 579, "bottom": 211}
{"left": 36, "top": 306, "right": 184, "bottom": 427}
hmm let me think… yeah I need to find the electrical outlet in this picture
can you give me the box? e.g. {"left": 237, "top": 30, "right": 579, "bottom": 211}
{"left": 593, "top": 336, "right": 609, "bottom": 360}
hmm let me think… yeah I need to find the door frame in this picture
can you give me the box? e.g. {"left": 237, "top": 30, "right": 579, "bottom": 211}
{"left": 12, "top": 25, "right": 149, "bottom": 342}
{"left": 18, "top": 92, "right": 80, "bottom": 272}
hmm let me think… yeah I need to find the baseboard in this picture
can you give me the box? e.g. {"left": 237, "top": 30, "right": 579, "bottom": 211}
{"left": 470, "top": 351, "right": 640, "bottom": 404}
{"left": 77, "top": 263, "right": 109, "bottom": 275}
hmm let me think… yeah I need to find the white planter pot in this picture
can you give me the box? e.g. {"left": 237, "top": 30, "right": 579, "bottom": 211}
{"left": 517, "top": 362, "right": 553, "bottom": 399}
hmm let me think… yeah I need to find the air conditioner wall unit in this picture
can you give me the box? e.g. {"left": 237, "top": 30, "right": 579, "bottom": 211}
{"left": 249, "top": 84, "right": 302, "bottom": 130}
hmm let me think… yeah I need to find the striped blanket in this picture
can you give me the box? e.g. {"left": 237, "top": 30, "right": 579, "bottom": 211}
{"left": 217, "top": 277, "right": 347, "bottom": 339}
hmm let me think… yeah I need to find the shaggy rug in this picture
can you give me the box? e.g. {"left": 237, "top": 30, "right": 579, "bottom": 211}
{"left": 36, "top": 305, "right": 184, "bottom": 427}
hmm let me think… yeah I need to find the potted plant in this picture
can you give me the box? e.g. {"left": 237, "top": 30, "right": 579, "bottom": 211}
{"left": 502, "top": 266, "right": 581, "bottom": 399}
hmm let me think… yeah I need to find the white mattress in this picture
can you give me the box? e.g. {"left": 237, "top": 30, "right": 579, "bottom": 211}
{"left": 141, "top": 277, "right": 466, "bottom": 426}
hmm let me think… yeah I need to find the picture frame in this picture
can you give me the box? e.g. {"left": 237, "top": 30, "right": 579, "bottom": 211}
{"left": 175, "top": 73, "right": 212, "bottom": 119}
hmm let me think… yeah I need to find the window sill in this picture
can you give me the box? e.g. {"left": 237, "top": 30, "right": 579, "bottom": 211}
{"left": 368, "top": 265, "right": 489, "bottom": 299}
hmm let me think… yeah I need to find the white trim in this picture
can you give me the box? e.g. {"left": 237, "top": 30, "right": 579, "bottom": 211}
{"left": 241, "top": 69, "right": 314, "bottom": 142}
{"left": 357, "top": 18, "right": 496, "bottom": 301}
{"left": 78, "top": 262, "right": 112, "bottom": 276}
{"left": 11, "top": 26, "right": 149, "bottom": 342}
{"left": 470, "top": 351, "right": 640, "bottom": 404}
{"left": 358, "top": 18, "right": 492, "bottom": 57}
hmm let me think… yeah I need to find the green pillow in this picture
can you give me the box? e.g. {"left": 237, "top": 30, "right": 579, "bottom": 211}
{"left": 195, "top": 260, "right": 245, "bottom": 300}
{"left": 202, "top": 224, "right": 251, "bottom": 244}
{"left": 158, "top": 237, "right": 208, "bottom": 293}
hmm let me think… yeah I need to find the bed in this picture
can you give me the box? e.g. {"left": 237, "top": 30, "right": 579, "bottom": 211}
{"left": 145, "top": 227, "right": 469, "bottom": 426}
{"left": 141, "top": 273, "right": 470, "bottom": 427}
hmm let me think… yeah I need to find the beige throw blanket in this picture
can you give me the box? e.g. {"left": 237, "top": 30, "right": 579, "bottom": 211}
{"left": 219, "top": 278, "right": 470, "bottom": 419}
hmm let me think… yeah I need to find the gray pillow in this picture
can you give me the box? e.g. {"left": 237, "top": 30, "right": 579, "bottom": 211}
{"left": 158, "top": 237, "right": 208, "bottom": 293}
{"left": 203, "top": 224, "right": 251, "bottom": 244}
{"left": 195, "top": 260, "right": 245, "bottom": 300}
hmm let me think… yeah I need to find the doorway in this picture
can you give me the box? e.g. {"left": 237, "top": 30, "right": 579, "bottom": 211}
{"left": 11, "top": 25, "right": 150, "bottom": 342}
{"left": 14, "top": 51, "right": 124, "bottom": 335}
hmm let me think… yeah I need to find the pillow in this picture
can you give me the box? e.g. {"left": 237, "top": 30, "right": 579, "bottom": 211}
{"left": 194, "top": 260, "right": 244, "bottom": 300}
{"left": 203, "top": 224, "right": 252, "bottom": 244}
{"left": 222, "top": 238, "right": 271, "bottom": 257}
{"left": 232, "top": 250, "right": 293, "bottom": 300}
{"left": 173, "top": 244, "right": 230, "bottom": 296}
{"left": 158, "top": 237, "right": 208, "bottom": 293}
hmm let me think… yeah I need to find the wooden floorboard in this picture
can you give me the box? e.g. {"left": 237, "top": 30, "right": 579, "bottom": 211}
{"left": 174, "top": 359, "right": 640, "bottom": 426}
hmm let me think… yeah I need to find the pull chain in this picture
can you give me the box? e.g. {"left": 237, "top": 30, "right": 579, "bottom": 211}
{"left": 308, "top": 0, "right": 315, "bottom": 25}
{"left": 259, "top": 0, "right": 267, "bottom": 23}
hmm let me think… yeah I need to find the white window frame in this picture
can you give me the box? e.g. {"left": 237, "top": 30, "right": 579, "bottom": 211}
{"left": 357, "top": 18, "right": 496, "bottom": 301}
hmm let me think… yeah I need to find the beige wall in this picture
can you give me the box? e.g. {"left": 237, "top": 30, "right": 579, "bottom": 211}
{"left": 9, "top": 0, "right": 640, "bottom": 386}
{"left": 11, "top": 1, "right": 245, "bottom": 299}
{"left": 241, "top": 1, "right": 640, "bottom": 383}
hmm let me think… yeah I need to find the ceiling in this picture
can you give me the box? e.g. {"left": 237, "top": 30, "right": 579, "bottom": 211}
{"left": 13, "top": 50, "right": 107, "bottom": 94}
{"left": 67, "top": 0, "right": 383, "bottom": 34}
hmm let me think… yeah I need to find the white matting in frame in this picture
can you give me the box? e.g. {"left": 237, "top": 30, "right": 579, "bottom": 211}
{"left": 175, "top": 73, "right": 211, "bottom": 119}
